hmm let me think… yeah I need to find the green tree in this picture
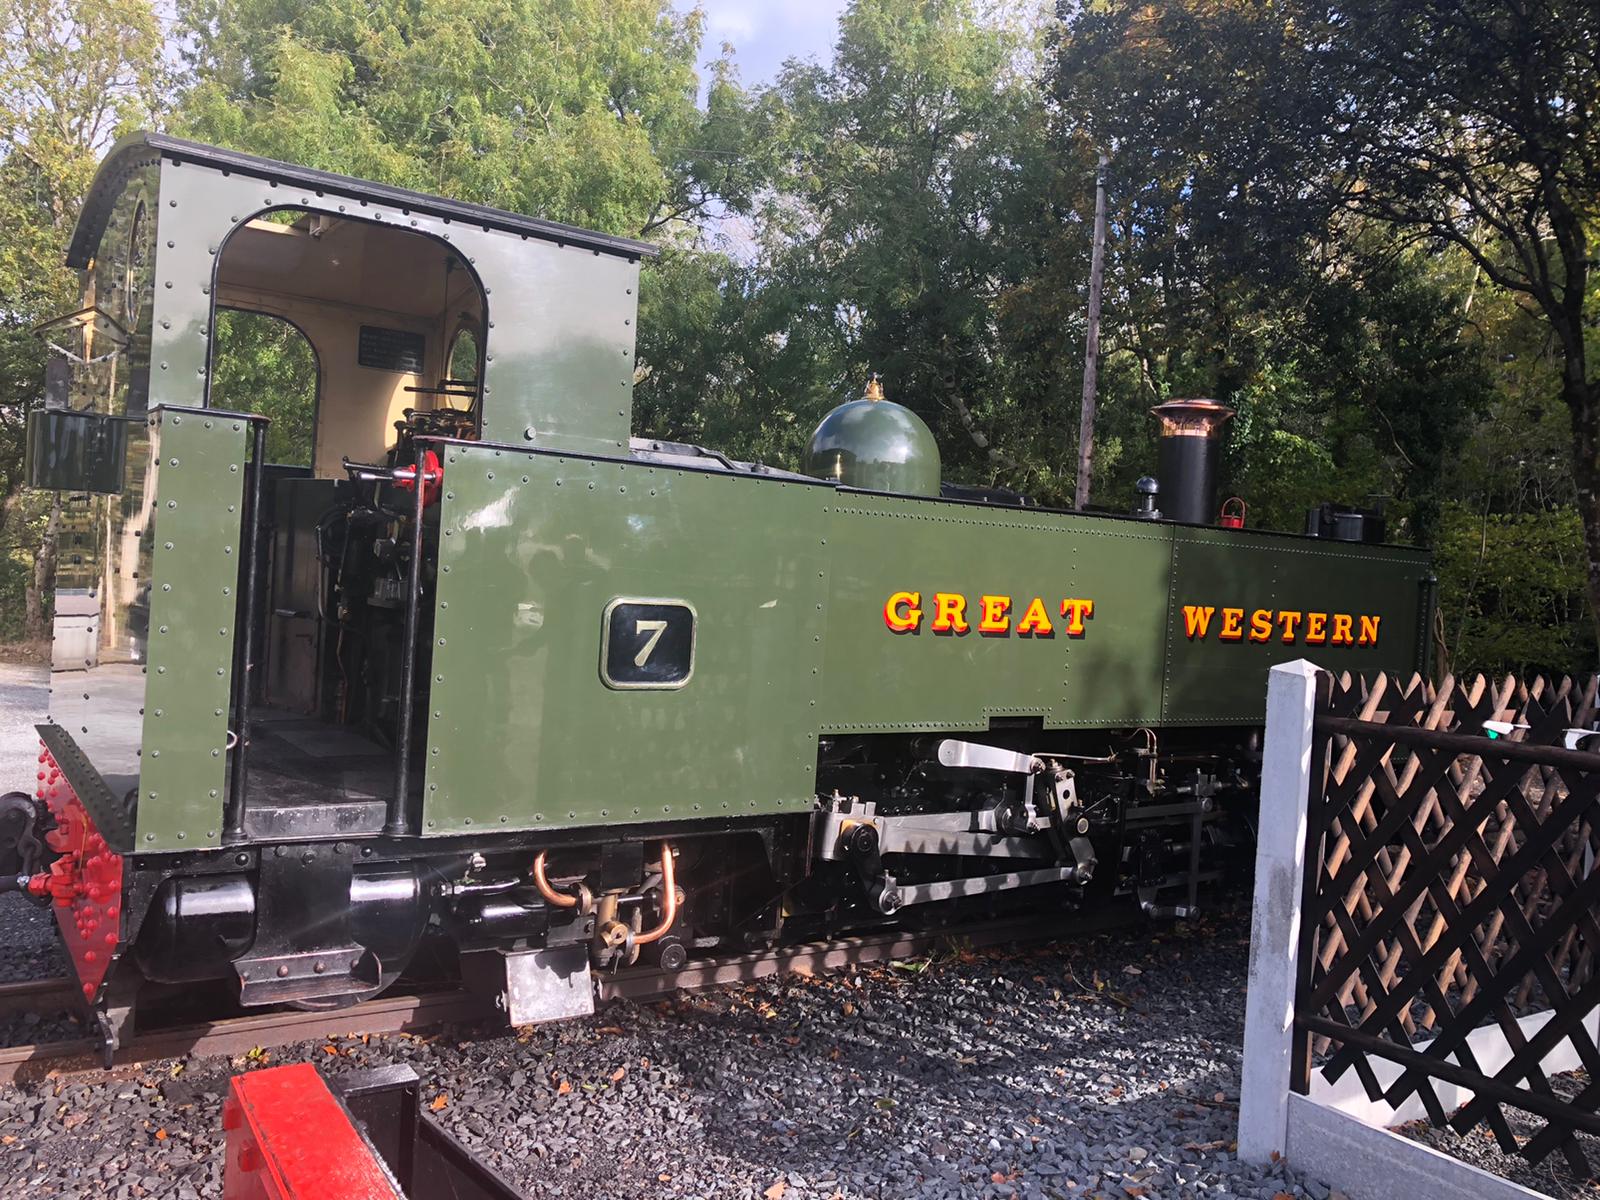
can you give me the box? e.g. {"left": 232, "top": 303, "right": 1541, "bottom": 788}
{"left": 1320, "top": 0, "right": 1600, "bottom": 647}
{"left": 1051, "top": 2, "right": 1496, "bottom": 539}
{"left": 209, "top": 310, "right": 319, "bottom": 467}
{"left": 1436, "top": 502, "right": 1596, "bottom": 675}
{"left": 664, "top": 0, "right": 1077, "bottom": 496}
{"left": 0, "top": 0, "right": 165, "bottom": 638}
{"left": 1052, "top": 0, "right": 1598, "bottom": 646}
{"left": 175, "top": 0, "right": 768, "bottom": 240}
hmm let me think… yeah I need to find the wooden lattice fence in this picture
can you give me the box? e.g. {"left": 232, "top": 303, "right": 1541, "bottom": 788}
{"left": 1292, "top": 671, "right": 1600, "bottom": 1176}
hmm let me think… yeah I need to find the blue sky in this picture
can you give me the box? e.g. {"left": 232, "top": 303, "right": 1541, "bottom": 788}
{"left": 674, "top": 0, "right": 851, "bottom": 86}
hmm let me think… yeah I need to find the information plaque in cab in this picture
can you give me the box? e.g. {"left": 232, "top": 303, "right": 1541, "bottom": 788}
{"left": 601, "top": 599, "right": 696, "bottom": 690}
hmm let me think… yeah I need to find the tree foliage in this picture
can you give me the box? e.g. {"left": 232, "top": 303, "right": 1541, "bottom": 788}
{"left": 0, "top": 0, "right": 164, "bottom": 638}
{"left": 0, "top": 0, "right": 1593, "bottom": 674}
{"left": 209, "top": 310, "right": 319, "bottom": 467}
{"left": 1051, "top": 0, "right": 1597, "bottom": 650}
{"left": 175, "top": 0, "right": 764, "bottom": 238}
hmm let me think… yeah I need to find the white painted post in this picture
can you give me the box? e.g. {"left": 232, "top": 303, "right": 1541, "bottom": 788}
{"left": 1238, "top": 659, "right": 1323, "bottom": 1164}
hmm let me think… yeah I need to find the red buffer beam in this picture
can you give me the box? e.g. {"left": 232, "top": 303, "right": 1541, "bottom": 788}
{"left": 223, "top": 1064, "right": 403, "bottom": 1200}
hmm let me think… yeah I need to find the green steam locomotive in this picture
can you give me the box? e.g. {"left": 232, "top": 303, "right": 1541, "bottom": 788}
{"left": 1, "top": 134, "right": 1432, "bottom": 1049}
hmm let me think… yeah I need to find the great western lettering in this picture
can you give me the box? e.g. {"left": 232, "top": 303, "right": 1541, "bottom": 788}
{"left": 880, "top": 593, "right": 1380, "bottom": 647}
{"left": 1180, "top": 605, "right": 1379, "bottom": 646}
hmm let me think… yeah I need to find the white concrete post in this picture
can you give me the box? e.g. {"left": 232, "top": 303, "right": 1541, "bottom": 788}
{"left": 1238, "top": 659, "right": 1323, "bottom": 1164}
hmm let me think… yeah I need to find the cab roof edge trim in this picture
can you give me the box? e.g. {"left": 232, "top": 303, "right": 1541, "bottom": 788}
{"left": 66, "top": 131, "right": 660, "bottom": 268}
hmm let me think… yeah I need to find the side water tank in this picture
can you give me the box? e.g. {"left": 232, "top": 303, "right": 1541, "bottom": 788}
{"left": 803, "top": 377, "right": 941, "bottom": 497}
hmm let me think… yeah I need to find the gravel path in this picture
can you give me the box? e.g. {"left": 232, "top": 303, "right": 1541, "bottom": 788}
{"left": 0, "top": 913, "right": 1344, "bottom": 1200}
{"left": 1397, "top": 1070, "right": 1592, "bottom": 1199}
{"left": 0, "top": 659, "right": 49, "bottom": 788}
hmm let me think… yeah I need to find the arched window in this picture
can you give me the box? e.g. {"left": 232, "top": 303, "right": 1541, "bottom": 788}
{"left": 208, "top": 310, "right": 319, "bottom": 467}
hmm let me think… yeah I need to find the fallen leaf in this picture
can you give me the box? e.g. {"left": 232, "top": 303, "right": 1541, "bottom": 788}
{"left": 1123, "top": 1188, "right": 1146, "bottom": 1198}
{"left": 430, "top": 1094, "right": 449, "bottom": 1111}
{"left": 154, "top": 1129, "right": 168, "bottom": 1141}
{"left": 840, "top": 1001, "right": 855, "bottom": 1016}
{"left": 764, "top": 1181, "right": 787, "bottom": 1200}
{"left": 1, "top": 1135, "right": 15, "bottom": 1145}
{"left": 322, "top": 1044, "right": 340, "bottom": 1057}
{"left": 828, "top": 1047, "right": 842, "bottom": 1061}
{"left": 874, "top": 1097, "right": 896, "bottom": 1110}
{"left": 991, "top": 1172, "right": 1007, "bottom": 1184}
{"left": 597, "top": 1026, "right": 625, "bottom": 1036}
{"left": 658, "top": 1174, "right": 672, "bottom": 1183}
{"left": 63, "top": 1113, "right": 87, "bottom": 1130}
{"left": 610, "top": 1067, "right": 626, "bottom": 1082}
{"left": 556, "top": 1079, "right": 572, "bottom": 1096}
{"left": 640, "top": 1058, "right": 651, "bottom": 1069}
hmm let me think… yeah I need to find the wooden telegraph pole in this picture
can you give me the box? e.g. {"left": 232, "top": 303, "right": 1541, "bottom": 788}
{"left": 1075, "top": 153, "right": 1109, "bottom": 511}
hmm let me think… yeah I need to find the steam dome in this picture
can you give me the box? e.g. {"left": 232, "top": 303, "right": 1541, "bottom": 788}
{"left": 802, "top": 377, "right": 941, "bottom": 497}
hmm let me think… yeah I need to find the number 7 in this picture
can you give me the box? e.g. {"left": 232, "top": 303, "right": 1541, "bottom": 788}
{"left": 633, "top": 619, "right": 668, "bottom": 666}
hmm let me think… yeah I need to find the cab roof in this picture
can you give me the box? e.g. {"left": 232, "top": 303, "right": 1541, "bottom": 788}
{"left": 67, "top": 131, "right": 659, "bottom": 269}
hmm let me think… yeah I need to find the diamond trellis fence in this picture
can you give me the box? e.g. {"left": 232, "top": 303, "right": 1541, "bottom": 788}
{"left": 1291, "top": 671, "right": 1600, "bottom": 1177}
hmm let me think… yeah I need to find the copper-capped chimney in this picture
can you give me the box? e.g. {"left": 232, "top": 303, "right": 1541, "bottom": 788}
{"left": 1151, "top": 399, "right": 1234, "bottom": 525}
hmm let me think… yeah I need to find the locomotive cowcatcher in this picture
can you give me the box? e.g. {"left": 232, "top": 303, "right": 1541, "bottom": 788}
{"left": 1, "top": 134, "right": 1434, "bottom": 1051}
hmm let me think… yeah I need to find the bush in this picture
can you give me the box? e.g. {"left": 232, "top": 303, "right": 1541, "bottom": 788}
{"left": 1435, "top": 501, "right": 1597, "bottom": 676}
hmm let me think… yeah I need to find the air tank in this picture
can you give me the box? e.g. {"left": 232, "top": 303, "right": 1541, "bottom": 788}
{"left": 1151, "top": 399, "right": 1233, "bottom": 525}
{"left": 803, "top": 377, "right": 941, "bottom": 497}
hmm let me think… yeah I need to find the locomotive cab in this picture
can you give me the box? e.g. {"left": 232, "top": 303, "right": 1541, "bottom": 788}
{"left": 19, "top": 133, "right": 660, "bottom": 1021}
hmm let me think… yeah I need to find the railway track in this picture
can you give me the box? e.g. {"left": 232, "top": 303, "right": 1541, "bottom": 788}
{"left": 0, "top": 977, "right": 77, "bottom": 1019}
{"left": 0, "top": 908, "right": 1135, "bottom": 1086}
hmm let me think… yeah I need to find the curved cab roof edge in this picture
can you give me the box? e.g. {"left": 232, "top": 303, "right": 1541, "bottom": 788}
{"left": 67, "top": 131, "right": 660, "bottom": 269}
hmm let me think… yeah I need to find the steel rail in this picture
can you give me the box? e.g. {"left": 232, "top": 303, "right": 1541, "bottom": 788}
{"left": 0, "top": 987, "right": 492, "bottom": 1086}
{"left": 0, "top": 977, "right": 77, "bottom": 1019}
{"left": 0, "top": 908, "right": 1142, "bottom": 1085}
{"left": 599, "top": 909, "right": 1134, "bottom": 1002}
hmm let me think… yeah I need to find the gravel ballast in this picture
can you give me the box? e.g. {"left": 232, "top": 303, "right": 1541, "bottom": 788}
{"left": 0, "top": 914, "right": 1346, "bottom": 1200}
{"left": 1396, "top": 1070, "right": 1593, "bottom": 1200}
{"left": 0, "top": 660, "right": 75, "bottom": 1048}
{"left": 1, "top": 654, "right": 1569, "bottom": 1198}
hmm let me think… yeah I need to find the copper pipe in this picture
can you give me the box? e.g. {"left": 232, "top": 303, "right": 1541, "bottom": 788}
{"left": 531, "top": 851, "right": 578, "bottom": 908}
{"left": 633, "top": 845, "right": 680, "bottom": 945}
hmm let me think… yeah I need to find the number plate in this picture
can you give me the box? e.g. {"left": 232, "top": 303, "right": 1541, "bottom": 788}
{"left": 600, "top": 599, "right": 696, "bottom": 690}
